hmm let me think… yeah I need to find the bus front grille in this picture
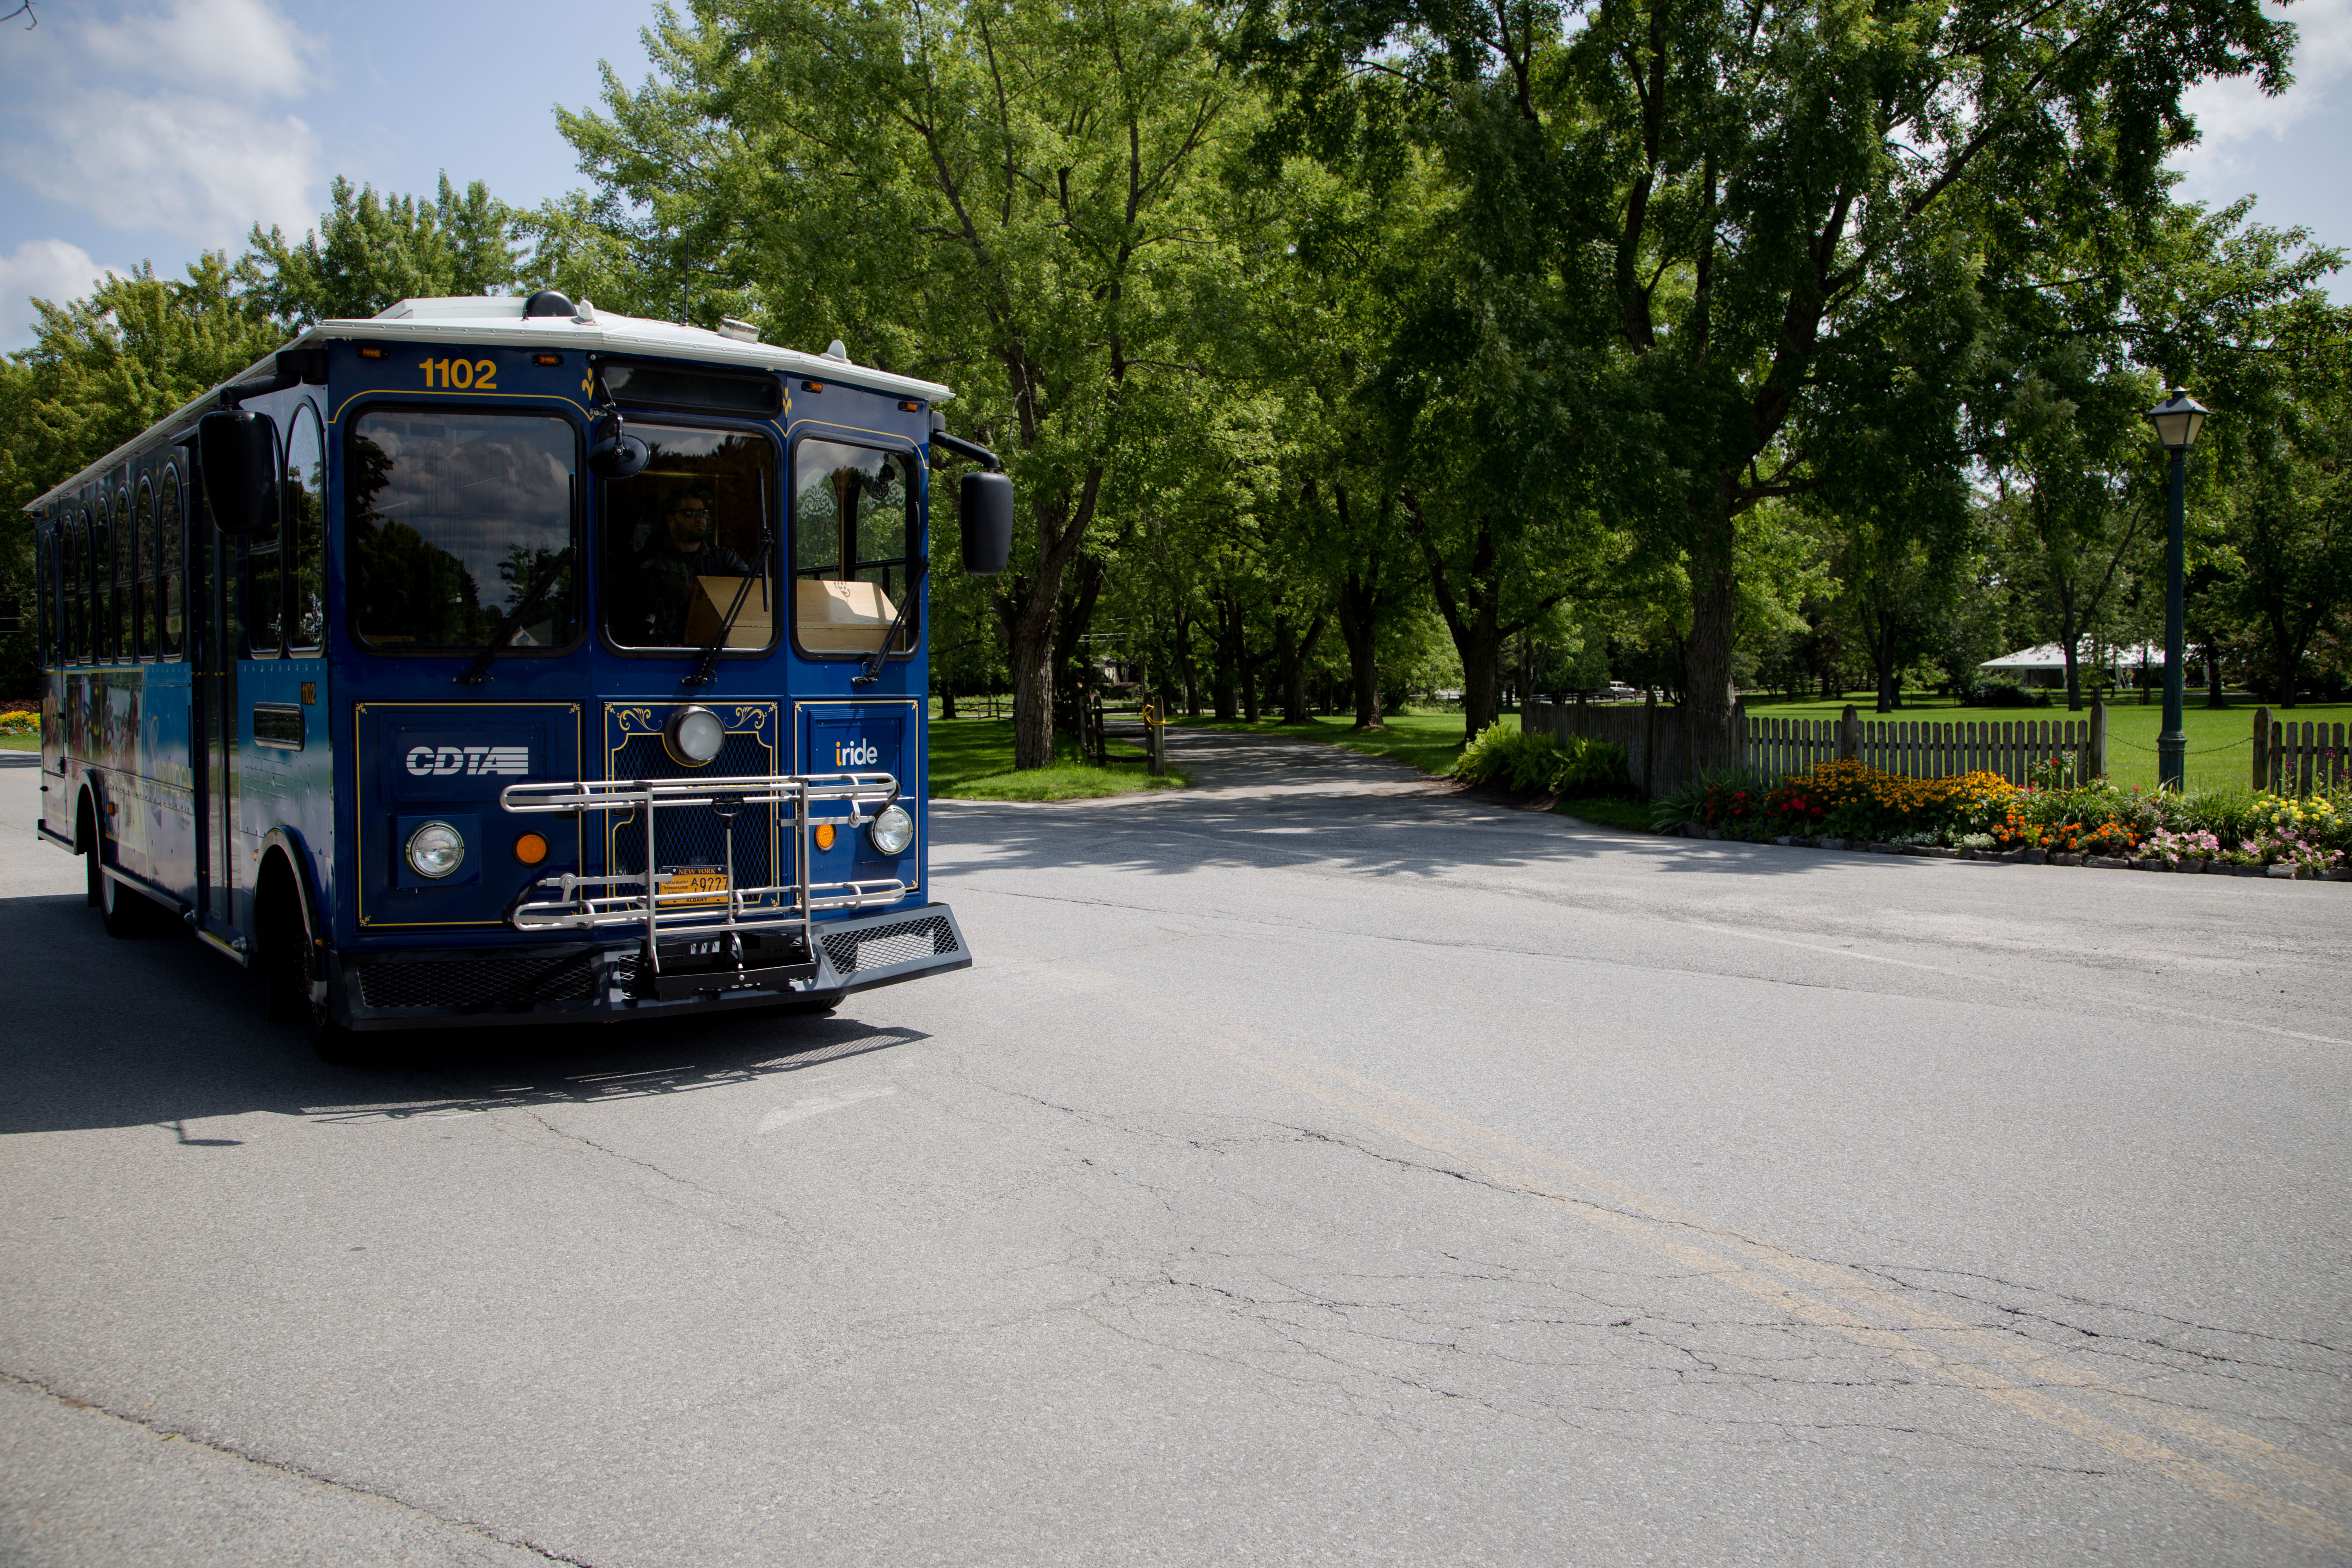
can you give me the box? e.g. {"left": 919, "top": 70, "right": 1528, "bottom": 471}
{"left": 821, "top": 914, "right": 959, "bottom": 974}
{"left": 356, "top": 954, "right": 602, "bottom": 1011}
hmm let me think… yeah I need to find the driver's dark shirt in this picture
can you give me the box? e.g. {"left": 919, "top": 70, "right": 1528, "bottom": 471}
{"left": 626, "top": 537, "right": 754, "bottom": 645}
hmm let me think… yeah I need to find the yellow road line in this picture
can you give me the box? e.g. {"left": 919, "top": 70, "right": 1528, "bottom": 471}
{"left": 1099, "top": 981, "right": 2349, "bottom": 1548}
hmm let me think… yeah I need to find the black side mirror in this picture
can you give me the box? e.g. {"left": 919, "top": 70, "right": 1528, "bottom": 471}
{"left": 588, "top": 410, "right": 648, "bottom": 479}
{"left": 960, "top": 471, "right": 1014, "bottom": 576}
{"left": 196, "top": 410, "right": 279, "bottom": 536}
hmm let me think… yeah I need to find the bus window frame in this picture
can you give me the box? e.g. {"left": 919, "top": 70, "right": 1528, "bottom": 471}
{"left": 342, "top": 398, "right": 590, "bottom": 662}
{"left": 70, "top": 511, "right": 89, "bottom": 665}
{"left": 595, "top": 411, "right": 785, "bottom": 663}
{"left": 784, "top": 429, "right": 923, "bottom": 665}
{"left": 285, "top": 400, "right": 325, "bottom": 655}
{"left": 242, "top": 413, "right": 285, "bottom": 660}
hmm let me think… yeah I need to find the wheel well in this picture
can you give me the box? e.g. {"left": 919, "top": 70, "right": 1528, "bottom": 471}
{"left": 75, "top": 788, "right": 95, "bottom": 855}
{"left": 254, "top": 849, "right": 308, "bottom": 954}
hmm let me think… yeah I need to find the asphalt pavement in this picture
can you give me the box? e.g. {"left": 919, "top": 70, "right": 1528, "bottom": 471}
{"left": 2, "top": 726, "right": 2347, "bottom": 1566}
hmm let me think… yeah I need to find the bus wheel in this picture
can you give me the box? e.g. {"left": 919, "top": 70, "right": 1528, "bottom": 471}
{"left": 88, "top": 835, "right": 165, "bottom": 939}
{"left": 260, "top": 866, "right": 365, "bottom": 1063}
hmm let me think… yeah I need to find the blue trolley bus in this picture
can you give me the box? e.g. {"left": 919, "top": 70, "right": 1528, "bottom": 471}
{"left": 25, "top": 291, "right": 1014, "bottom": 1058}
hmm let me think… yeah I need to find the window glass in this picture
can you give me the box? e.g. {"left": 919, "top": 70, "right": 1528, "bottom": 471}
{"left": 113, "top": 491, "right": 133, "bottom": 660}
{"left": 36, "top": 530, "right": 52, "bottom": 659}
{"left": 285, "top": 404, "right": 325, "bottom": 650}
{"left": 133, "top": 480, "right": 154, "bottom": 658}
{"left": 600, "top": 426, "right": 777, "bottom": 650}
{"left": 349, "top": 410, "right": 578, "bottom": 650}
{"left": 791, "top": 440, "right": 915, "bottom": 656}
{"left": 159, "top": 471, "right": 185, "bottom": 657}
{"left": 70, "top": 516, "right": 88, "bottom": 662}
{"left": 91, "top": 505, "right": 114, "bottom": 662}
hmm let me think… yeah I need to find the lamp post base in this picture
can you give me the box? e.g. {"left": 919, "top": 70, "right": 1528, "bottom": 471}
{"left": 2157, "top": 733, "right": 2186, "bottom": 793}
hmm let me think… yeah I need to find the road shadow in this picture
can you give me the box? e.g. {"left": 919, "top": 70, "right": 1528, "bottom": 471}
{"left": 929, "top": 781, "right": 1953, "bottom": 889}
{"left": 0, "top": 890, "right": 930, "bottom": 1137}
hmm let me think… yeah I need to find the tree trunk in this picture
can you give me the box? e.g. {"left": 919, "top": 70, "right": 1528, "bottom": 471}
{"left": 2058, "top": 589, "right": 2082, "bottom": 712}
{"left": 940, "top": 682, "right": 957, "bottom": 721}
{"left": 1339, "top": 582, "right": 1382, "bottom": 730}
{"left": 1211, "top": 591, "right": 1242, "bottom": 720}
{"left": 1681, "top": 541, "right": 1740, "bottom": 772}
{"left": 1174, "top": 609, "right": 1200, "bottom": 716}
{"left": 1279, "top": 612, "right": 1326, "bottom": 725}
{"left": 1871, "top": 613, "right": 1901, "bottom": 713}
{"left": 992, "top": 469, "right": 1105, "bottom": 769}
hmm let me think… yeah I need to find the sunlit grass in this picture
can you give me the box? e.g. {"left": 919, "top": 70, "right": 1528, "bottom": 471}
{"left": 930, "top": 717, "right": 1188, "bottom": 801}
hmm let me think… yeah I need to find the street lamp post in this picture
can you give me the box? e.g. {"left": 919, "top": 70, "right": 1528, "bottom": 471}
{"left": 2143, "top": 391, "right": 2211, "bottom": 792}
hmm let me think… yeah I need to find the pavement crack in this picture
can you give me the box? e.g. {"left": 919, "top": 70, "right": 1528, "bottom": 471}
{"left": 0, "top": 1366, "right": 599, "bottom": 1565}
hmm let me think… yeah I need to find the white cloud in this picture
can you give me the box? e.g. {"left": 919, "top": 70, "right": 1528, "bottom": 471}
{"left": 0, "top": 0, "right": 324, "bottom": 249}
{"left": 2176, "top": 0, "right": 2352, "bottom": 193}
{"left": 81, "top": 0, "right": 318, "bottom": 100}
{"left": 0, "top": 239, "right": 126, "bottom": 350}
{"left": 26, "top": 89, "right": 322, "bottom": 247}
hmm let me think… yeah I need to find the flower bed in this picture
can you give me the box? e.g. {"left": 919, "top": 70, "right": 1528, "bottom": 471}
{"left": 1655, "top": 760, "right": 2350, "bottom": 877}
{"left": 0, "top": 710, "right": 38, "bottom": 738}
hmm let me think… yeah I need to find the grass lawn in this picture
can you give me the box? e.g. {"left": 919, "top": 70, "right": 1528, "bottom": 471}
{"left": 929, "top": 716, "right": 1189, "bottom": 801}
{"left": 1741, "top": 695, "right": 2352, "bottom": 793}
{"left": 0, "top": 734, "right": 38, "bottom": 751}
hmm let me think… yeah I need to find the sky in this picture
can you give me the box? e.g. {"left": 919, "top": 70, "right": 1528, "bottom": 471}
{"left": 0, "top": 0, "right": 2346, "bottom": 352}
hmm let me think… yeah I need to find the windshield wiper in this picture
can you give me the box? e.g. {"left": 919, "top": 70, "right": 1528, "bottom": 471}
{"left": 456, "top": 547, "right": 573, "bottom": 686}
{"left": 853, "top": 559, "right": 927, "bottom": 686}
{"left": 685, "top": 514, "right": 775, "bottom": 687}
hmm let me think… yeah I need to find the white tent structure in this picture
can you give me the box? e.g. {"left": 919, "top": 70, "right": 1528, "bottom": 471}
{"left": 1979, "top": 641, "right": 2162, "bottom": 688}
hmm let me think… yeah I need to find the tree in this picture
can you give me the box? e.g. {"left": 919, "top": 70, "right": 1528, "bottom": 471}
{"left": 244, "top": 174, "right": 521, "bottom": 324}
{"left": 560, "top": 0, "right": 1246, "bottom": 768}
{"left": 1237, "top": 0, "right": 2295, "bottom": 762}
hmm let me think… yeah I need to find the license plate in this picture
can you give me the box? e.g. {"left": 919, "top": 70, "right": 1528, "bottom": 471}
{"left": 661, "top": 867, "right": 729, "bottom": 905}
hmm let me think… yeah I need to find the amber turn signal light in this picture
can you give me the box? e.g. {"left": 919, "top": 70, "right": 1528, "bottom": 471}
{"left": 813, "top": 824, "right": 836, "bottom": 851}
{"left": 514, "top": 832, "right": 549, "bottom": 866}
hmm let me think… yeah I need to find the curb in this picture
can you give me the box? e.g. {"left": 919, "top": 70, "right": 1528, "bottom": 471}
{"left": 1682, "top": 824, "right": 2352, "bottom": 882}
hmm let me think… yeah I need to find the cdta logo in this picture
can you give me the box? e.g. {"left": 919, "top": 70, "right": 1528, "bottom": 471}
{"left": 405, "top": 744, "right": 530, "bottom": 778}
{"left": 834, "top": 738, "right": 880, "bottom": 768}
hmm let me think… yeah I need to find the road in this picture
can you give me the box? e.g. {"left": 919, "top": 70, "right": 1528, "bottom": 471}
{"left": 2, "top": 731, "right": 2348, "bottom": 1566}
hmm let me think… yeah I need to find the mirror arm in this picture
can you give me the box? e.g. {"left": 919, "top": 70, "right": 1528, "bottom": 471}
{"left": 930, "top": 430, "right": 1002, "bottom": 471}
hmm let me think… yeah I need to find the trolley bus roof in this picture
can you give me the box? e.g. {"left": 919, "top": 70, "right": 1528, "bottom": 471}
{"left": 24, "top": 296, "right": 956, "bottom": 511}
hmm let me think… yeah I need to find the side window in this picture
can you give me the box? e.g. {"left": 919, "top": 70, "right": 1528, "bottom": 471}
{"left": 70, "top": 515, "right": 88, "bottom": 663}
{"left": 91, "top": 503, "right": 114, "bottom": 662}
{"left": 285, "top": 404, "right": 325, "bottom": 652}
{"left": 790, "top": 440, "right": 916, "bottom": 657}
{"left": 159, "top": 469, "right": 185, "bottom": 658}
{"left": 244, "top": 418, "right": 282, "bottom": 657}
{"left": 597, "top": 424, "right": 776, "bottom": 652}
{"left": 133, "top": 478, "right": 154, "bottom": 659}
{"left": 35, "top": 528, "right": 52, "bottom": 661}
{"left": 113, "top": 490, "right": 132, "bottom": 660}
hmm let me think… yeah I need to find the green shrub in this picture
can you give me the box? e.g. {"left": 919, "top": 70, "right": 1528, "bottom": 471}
{"left": 1453, "top": 724, "right": 1632, "bottom": 799}
{"left": 1974, "top": 683, "right": 2052, "bottom": 709}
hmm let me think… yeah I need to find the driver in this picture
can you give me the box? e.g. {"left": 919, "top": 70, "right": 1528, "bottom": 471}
{"left": 628, "top": 485, "right": 753, "bottom": 645}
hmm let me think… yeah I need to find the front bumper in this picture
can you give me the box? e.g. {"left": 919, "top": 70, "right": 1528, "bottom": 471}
{"left": 329, "top": 902, "right": 971, "bottom": 1032}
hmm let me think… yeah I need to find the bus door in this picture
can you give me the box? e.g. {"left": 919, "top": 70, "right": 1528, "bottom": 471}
{"left": 192, "top": 516, "right": 238, "bottom": 931}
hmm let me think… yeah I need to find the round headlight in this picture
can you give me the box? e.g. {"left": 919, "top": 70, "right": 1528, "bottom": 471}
{"left": 663, "top": 705, "right": 726, "bottom": 767}
{"left": 868, "top": 802, "right": 914, "bottom": 856}
{"left": 406, "top": 821, "right": 466, "bottom": 879}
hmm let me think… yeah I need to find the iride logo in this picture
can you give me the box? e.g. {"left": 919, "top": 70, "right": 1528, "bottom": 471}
{"left": 406, "top": 745, "right": 529, "bottom": 778}
{"left": 833, "top": 739, "right": 879, "bottom": 768}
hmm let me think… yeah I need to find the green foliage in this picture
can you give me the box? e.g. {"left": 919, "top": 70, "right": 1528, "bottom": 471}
{"left": 244, "top": 174, "right": 522, "bottom": 324}
{"left": 1452, "top": 723, "right": 1632, "bottom": 799}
